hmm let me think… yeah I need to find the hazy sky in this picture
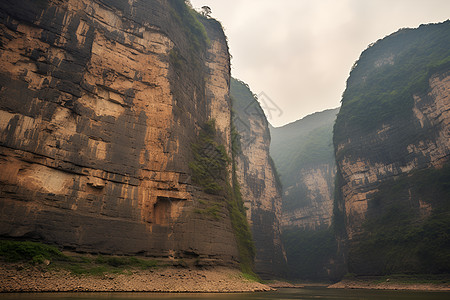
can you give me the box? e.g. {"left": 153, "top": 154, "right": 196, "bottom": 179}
{"left": 190, "top": 0, "right": 450, "bottom": 127}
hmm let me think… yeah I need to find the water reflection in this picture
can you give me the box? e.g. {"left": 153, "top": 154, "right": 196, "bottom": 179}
{"left": 0, "top": 287, "right": 449, "bottom": 300}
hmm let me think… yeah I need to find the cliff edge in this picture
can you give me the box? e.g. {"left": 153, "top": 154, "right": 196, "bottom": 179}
{"left": 0, "top": 0, "right": 239, "bottom": 265}
{"left": 334, "top": 21, "right": 450, "bottom": 275}
{"left": 230, "top": 78, "right": 287, "bottom": 278}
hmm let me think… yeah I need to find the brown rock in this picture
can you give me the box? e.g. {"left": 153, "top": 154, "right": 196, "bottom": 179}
{"left": 333, "top": 21, "right": 450, "bottom": 275}
{"left": 231, "top": 78, "right": 287, "bottom": 278}
{"left": 0, "top": 0, "right": 237, "bottom": 265}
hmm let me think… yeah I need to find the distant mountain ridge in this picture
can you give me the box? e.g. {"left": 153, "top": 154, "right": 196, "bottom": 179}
{"left": 270, "top": 108, "right": 339, "bottom": 218}
{"left": 270, "top": 107, "right": 339, "bottom": 280}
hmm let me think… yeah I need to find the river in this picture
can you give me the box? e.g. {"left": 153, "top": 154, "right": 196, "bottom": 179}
{"left": 0, "top": 287, "right": 449, "bottom": 300}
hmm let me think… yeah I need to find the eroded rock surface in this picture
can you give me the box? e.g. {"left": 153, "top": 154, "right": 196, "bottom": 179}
{"left": 230, "top": 78, "right": 287, "bottom": 278}
{"left": 333, "top": 21, "right": 450, "bottom": 275}
{"left": 336, "top": 72, "right": 450, "bottom": 240}
{"left": 269, "top": 108, "right": 339, "bottom": 280}
{"left": 0, "top": 0, "right": 238, "bottom": 264}
{"left": 269, "top": 108, "right": 338, "bottom": 231}
{"left": 281, "top": 164, "right": 335, "bottom": 229}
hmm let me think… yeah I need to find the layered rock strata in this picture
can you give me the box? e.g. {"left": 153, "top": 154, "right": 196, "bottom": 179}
{"left": 230, "top": 78, "right": 286, "bottom": 278}
{"left": 269, "top": 108, "right": 339, "bottom": 280}
{"left": 334, "top": 21, "right": 450, "bottom": 275}
{"left": 0, "top": 0, "right": 238, "bottom": 265}
{"left": 270, "top": 108, "right": 338, "bottom": 231}
{"left": 281, "top": 164, "right": 335, "bottom": 229}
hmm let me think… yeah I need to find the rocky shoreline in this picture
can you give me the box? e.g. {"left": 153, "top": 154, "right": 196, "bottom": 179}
{"left": 3, "top": 261, "right": 450, "bottom": 293}
{"left": 0, "top": 263, "right": 273, "bottom": 293}
{"left": 266, "top": 280, "right": 305, "bottom": 289}
{"left": 328, "top": 279, "right": 450, "bottom": 291}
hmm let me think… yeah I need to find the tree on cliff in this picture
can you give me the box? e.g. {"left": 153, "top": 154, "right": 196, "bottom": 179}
{"left": 200, "top": 6, "right": 212, "bottom": 18}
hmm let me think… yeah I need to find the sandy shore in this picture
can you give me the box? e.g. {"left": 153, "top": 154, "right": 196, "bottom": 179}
{"left": 266, "top": 280, "right": 304, "bottom": 288}
{"left": 328, "top": 279, "right": 450, "bottom": 291}
{"left": 0, "top": 263, "right": 273, "bottom": 293}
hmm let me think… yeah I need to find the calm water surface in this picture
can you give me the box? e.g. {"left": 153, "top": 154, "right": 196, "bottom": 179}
{"left": 1, "top": 287, "right": 449, "bottom": 300}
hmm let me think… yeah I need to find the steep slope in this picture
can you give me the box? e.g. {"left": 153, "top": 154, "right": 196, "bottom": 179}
{"left": 0, "top": 0, "right": 239, "bottom": 266}
{"left": 270, "top": 108, "right": 340, "bottom": 280}
{"left": 270, "top": 108, "right": 339, "bottom": 229}
{"left": 230, "top": 78, "right": 287, "bottom": 278}
{"left": 334, "top": 21, "right": 450, "bottom": 275}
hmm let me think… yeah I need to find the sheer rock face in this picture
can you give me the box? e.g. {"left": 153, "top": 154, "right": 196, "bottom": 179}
{"left": 268, "top": 108, "right": 338, "bottom": 231}
{"left": 0, "top": 0, "right": 239, "bottom": 264}
{"left": 237, "top": 125, "right": 286, "bottom": 278}
{"left": 269, "top": 108, "right": 339, "bottom": 280}
{"left": 231, "top": 79, "right": 287, "bottom": 278}
{"left": 332, "top": 22, "right": 450, "bottom": 276}
{"left": 335, "top": 73, "right": 450, "bottom": 240}
{"left": 281, "top": 164, "right": 335, "bottom": 230}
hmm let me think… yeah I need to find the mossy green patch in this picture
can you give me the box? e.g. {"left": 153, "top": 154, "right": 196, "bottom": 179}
{"left": 0, "top": 240, "right": 67, "bottom": 264}
{"left": 0, "top": 240, "right": 159, "bottom": 276}
{"left": 241, "top": 271, "right": 261, "bottom": 282}
{"left": 194, "top": 202, "right": 223, "bottom": 220}
{"left": 189, "top": 118, "right": 256, "bottom": 275}
{"left": 189, "top": 119, "right": 230, "bottom": 194}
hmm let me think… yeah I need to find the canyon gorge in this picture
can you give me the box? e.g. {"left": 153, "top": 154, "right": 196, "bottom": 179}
{"left": 0, "top": 0, "right": 449, "bottom": 283}
{"left": 0, "top": 0, "right": 284, "bottom": 276}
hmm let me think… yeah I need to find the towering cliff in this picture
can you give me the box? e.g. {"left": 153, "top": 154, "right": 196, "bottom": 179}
{"left": 270, "top": 108, "right": 338, "bottom": 230}
{"left": 0, "top": 0, "right": 241, "bottom": 266}
{"left": 270, "top": 108, "right": 340, "bottom": 280}
{"left": 334, "top": 21, "right": 450, "bottom": 275}
{"left": 230, "top": 78, "right": 286, "bottom": 278}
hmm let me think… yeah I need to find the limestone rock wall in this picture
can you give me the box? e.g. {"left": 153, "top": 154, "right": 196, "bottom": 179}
{"left": 335, "top": 72, "right": 450, "bottom": 240}
{"left": 230, "top": 78, "right": 286, "bottom": 278}
{"left": 269, "top": 108, "right": 339, "bottom": 280}
{"left": 0, "top": 0, "right": 239, "bottom": 265}
{"left": 333, "top": 21, "right": 450, "bottom": 275}
{"left": 281, "top": 164, "right": 335, "bottom": 230}
{"left": 269, "top": 108, "right": 338, "bottom": 232}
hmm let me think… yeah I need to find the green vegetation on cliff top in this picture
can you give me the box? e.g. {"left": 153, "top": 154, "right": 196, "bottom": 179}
{"left": 230, "top": 78, "right": 266, "bottom": 130}
{"left": 335, "top": 20, "right": 450, "bottom": 144}
{"left": 168, "top": 0, "right": 210, "bottom": 52}
{"left": 168, "top": 0, "right": 215, "bottom": 81}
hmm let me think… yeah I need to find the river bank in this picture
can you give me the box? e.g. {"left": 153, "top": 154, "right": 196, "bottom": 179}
{"left": 2, "top": 262, "right": 450, "bottom": 293}
{"left": 0, "top": 263, "right": 273, "bottom": 293}
{"left": 328, "top": 277, "right": 450, "bottom": 291}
